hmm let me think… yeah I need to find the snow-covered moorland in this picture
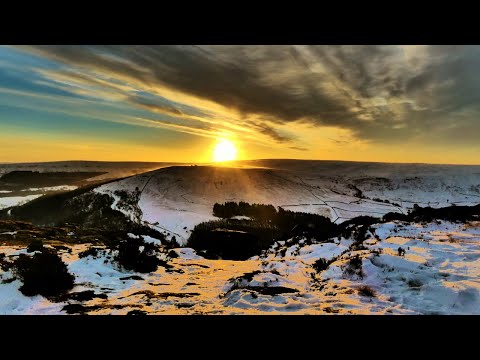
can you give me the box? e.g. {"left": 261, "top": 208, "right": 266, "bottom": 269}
{"left": 0, "top": 218, "right": 478, "bottom": 314}
{"left": 0, "top": 160, "right": 479, "bottom": 314}
{"left": 93, "top": 161, "right": 480, "bottom": 244}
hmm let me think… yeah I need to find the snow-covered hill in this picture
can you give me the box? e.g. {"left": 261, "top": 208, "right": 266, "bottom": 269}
{"left": 1, "top": 160, "right": 480, "bottom": 315}
{"left": 92, "top": 161, "right": 480, "bottom": 243}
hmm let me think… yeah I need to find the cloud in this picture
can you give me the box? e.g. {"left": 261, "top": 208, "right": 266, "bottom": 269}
{"left": 244, "top": 120, "right": 294, "bottom": 143}
{"left": 127, "top": 95, "right": 185, "bottom": 117}
{"left": 289, "top": 146, "right": 308, "bottom": 151}
{"left": 16, "top": 45, "right": 480, "bottom": 146}
{"left": 328, "top": 138, "right": 350, "bottom": 146}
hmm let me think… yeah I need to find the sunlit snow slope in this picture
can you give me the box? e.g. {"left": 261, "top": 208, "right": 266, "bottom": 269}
{"left": 93, "top": 161, "right": 480, "bottom": 243}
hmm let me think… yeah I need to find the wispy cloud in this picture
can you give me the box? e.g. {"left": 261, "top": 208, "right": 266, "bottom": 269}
{"left": 288, "top": 146, "right": 308, "bottom": 151}
{"left": 12, "top": 45, "right": 480, "bottom": 149}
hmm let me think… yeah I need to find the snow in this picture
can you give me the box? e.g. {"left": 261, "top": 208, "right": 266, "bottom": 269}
{"left": 0, "top": 278, "right": 65, "bottom": 315}
{"left": 0, "top": 194, "right": 42, "bottom": 210}
{"left": 0, "top": 191, "right": 12, "bottom": 194}
{"left": 314, "top": 221, "right": 480, "bottom": 314}
{"left": 0, "top": 219, "right": 479, "bottom": 314}
{"left": 172, "top": 248, "right": 203, "bottom": 260}
{"left": 0, "top": 250, "right": 66, "bottom": 315}
{"left": 0, "top": 231, "right": 17, "bottom": 236}
{"left": 298, "top": 240, "right": 354, "bottom": 263}
{"left": 142, "top": 236, "right": 162, "bottom": 246}
{"left": 91, "top": 161, "right": 480, "bottom": 246}
{"left": 66, "top": 249, "right": 139, "bottom": 292}
{"left": 230, "top": 216, "right": 252, "bottom": 220}
{"left": 21, "top": 185, "right": 78, "bottom": 192}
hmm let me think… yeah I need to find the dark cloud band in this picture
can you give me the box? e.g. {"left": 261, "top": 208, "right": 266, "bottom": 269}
{"left": 17, "top": 45, "right": 480, "bottom": 146}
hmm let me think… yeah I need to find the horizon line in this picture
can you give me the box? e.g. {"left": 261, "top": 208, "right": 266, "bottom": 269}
{"left": 1, "top": 158, "right": 480, "bottom": 167}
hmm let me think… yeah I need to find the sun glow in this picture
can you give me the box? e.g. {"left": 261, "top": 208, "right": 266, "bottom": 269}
{"left": 213, "top": 138, "right": 237, "bottom": 162}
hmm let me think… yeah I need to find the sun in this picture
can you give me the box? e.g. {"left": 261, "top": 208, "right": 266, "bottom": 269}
{"left": 213, "top": 138, "right": 237, "bottom": 162}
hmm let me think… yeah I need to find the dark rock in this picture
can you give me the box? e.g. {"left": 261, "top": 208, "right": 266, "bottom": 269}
{"left": 119, "top": 275, "right": 144, "bottom": 281}
{"left": 62, "top": 303, "right": 89, "bottom": 314}
{"left": 68, "top": 290, "right": 108, "bottom": 301}
{"left": 53, "top": 245, "right": 72, "bottom": 253}
{"left": 78, "top": 247, "right": 100, "bottom": 259}
{"left": 26, "top": 239, "right": 44, "bottom": 253}
{"left": 245, "top": 286, "right": 299, "bottom": 296}
{"left": 127, "top": 309, "right": 147, "bottom": 315}
{"left": 167, "top": 249, "right": 179, "bottom": 258}
{"left": 176, "top": 303, "right": 195, "bottom": 308}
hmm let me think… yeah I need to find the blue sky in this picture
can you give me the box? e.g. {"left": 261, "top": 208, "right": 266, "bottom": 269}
{"left": 0, "top": 46, "right": 214, "bottom": 161}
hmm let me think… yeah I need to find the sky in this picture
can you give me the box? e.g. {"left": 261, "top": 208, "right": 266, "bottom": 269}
{"left": 1, "top": 45, "right": 479, "bottom": 164}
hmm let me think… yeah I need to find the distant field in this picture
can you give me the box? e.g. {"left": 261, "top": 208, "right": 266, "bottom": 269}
{"left": 0, "top": 171, "right": 105, "bottom": 189}
{"left": 0, "top": 161, "right": 185, "bottom": 210}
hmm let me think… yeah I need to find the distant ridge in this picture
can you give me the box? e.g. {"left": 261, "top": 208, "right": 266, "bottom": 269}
{"left": 2, "top": 159, "right": 480, "bottom": 167}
